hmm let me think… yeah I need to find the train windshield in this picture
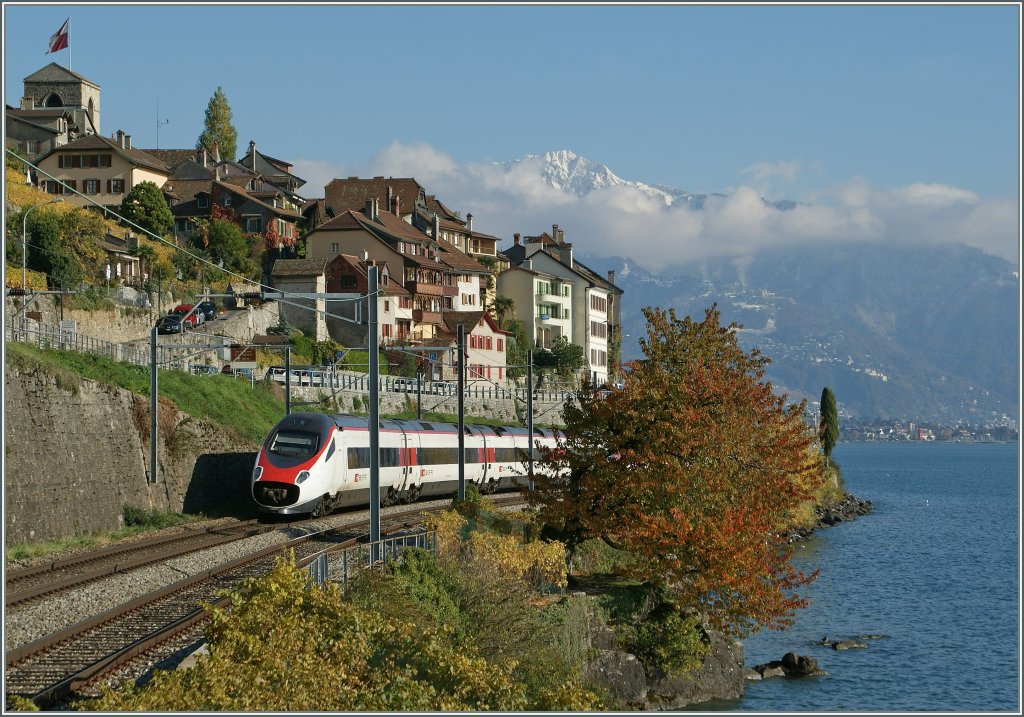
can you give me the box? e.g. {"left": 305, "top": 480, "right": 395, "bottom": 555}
{"left": 268, "top": 430, "right": 320, "bottom": 457}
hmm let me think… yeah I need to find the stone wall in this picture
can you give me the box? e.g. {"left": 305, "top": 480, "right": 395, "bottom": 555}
{"left": 4, "top": 363, "right": 259, "bottom": 544}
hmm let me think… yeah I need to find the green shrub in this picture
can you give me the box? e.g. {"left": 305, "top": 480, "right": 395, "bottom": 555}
{"left": 122, "top": 506, "right": 198, "bottom": 529}
{"left": 632, "top": 607, "right": 708, "bottom": 674}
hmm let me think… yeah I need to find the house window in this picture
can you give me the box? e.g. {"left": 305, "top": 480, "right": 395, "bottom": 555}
{"left": 25, "top": 140, "right": 37, "bottom": 154}
{"left": 340, "top": 275, "right": 356, "bottom": 288}
{"left": 223, "top": 195, "right": 232, "bottom": 206}
{"left": 84, "top": 179, "right": 100, "bottom": 195}
{"left": 497, "top": 338, "right": 504, "bottom": 352}
{"left": 383, "top": 300, "right": 390, "bottom": 312}
{"left": 245, "top": 217, "right": 261, "bottom": 233}
{"left": 591, "top": 294, "right": 607, "bottom": 313}
{"left": 109, "top": 178, "right": 125, "bottom": 194}
{"left": 330, "top": 243, "right": 339, "bottom": 254}
{"left": 198, "top": 195, "right": 209, "bottom": 208}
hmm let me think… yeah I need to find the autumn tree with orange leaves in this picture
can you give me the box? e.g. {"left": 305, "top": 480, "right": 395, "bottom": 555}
{"left": 530, "top": 305, "right": 823, "bottom": 637}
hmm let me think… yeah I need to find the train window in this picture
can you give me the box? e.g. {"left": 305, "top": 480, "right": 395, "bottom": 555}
{"left": 380, "top": 447, "right": 400, "bottom": 467}
{"left": 419, "top": 447, "right": 459, "bottom": 465}
{"left": 348, "top": 447, "right": 370, "bottom": 469}
{"left": 269, "top": 431, "right": 320, "bottom": 457}
{"left": 419, "top": 422, "right": 434, "bottom": 431}
{"left": 464, "top": 448, "right": 482, "bottom": 463}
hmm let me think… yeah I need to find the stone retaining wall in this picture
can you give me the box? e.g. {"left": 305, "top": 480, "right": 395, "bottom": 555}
{"left": 3, "top": 364, "right": 258, "bottom": 544}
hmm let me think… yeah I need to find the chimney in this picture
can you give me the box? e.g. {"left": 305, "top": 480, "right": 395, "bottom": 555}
{"left": 202, "top": 148, "right": 208, "bottom": 167}
{"left": 466, "top": 213, "right": 473, "bottom": 231}
{"left": 433, "top": 214, "right": 440, "bottom": 239}
{"left": 552, "top": 224, "right": 560, "bottom": 243}
{"left": 125, "top": 134, "right": 131, "bottom": 150}
{"left": 513, "top": 233, "right": 521, "bottom": 246}
{"left": 20, "top": 96, "right": 34, "bottom": 110}
{"left": 391, "top": 193, "right": 400, "bottom": 217}
{"left": 116, "top": 129, "right": 125, "bottom": 148}
{"left": 607, "top": 270, "right": 616, "bottom": 284}
{"left": 249, "top": 139, "right": 255, "bottom": 164}
{"left": 557, "top": 242, "right": 573, "bottom": 267}
{"left": 215, "top": 164, "right": 221, "bottom": 181}
{"left": 387, "top": 186, "right": 393, "bottom": 208}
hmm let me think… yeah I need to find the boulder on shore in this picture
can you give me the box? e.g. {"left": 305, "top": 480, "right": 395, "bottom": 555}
{"left": 751, "top": 652, "right": 827, "bottom": 679}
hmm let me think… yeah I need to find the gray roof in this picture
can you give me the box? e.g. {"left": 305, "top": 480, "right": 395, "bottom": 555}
{"left": 271, "top": 258, "right": 327, "bottom": 277}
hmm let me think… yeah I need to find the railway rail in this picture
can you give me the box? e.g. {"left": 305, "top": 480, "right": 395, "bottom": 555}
{"left": 5, "top": 497, "right": 526, "bottom": 709}
{"left": 4, "top": 519, "right": 275, "bottom": 608}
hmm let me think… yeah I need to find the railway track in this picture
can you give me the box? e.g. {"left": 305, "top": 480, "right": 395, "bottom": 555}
{"left": 4, "top": 499, "right": 518, "bottom": 709}
{"left": 4, "top": 519, "right": 277, "bottom": 608}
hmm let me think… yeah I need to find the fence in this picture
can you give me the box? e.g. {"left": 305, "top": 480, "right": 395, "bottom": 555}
{"left": 306, "top": 527, "right": 438, "bottom": 587}
{"left": 5, "top": 317, "right": 580, "bottom": 404}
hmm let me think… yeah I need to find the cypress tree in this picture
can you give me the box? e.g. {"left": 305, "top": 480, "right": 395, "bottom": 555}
{"left": 196, "top": 87, "right": 238, "bottom": 161}
{"left": 819, "top": 386, "right": 839, "bottom": 465}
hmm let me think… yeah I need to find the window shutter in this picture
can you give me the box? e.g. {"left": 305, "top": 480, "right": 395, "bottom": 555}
{"left": 107, "top": 179, "right": 112, "bottom": 193}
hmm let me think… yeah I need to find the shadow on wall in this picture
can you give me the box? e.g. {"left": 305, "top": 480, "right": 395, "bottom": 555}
{"left": 183, "top": 452, "right": 261, "bottom": 519}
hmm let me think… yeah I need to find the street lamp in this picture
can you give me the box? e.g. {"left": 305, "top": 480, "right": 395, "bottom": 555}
{"left": 22, "top": 197, "right": 63, "bottom": 290}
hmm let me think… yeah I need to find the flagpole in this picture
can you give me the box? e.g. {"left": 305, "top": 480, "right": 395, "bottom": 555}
{"left": 67, "top": 18, "right": 71, "bottom": 70}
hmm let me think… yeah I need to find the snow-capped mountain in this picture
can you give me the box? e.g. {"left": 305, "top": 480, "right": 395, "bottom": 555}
{"left": 500, "top": 149, "right": 790, "bottom": 210}
{"left": 488, "top": 150, "right": 1016, "bottom": 425}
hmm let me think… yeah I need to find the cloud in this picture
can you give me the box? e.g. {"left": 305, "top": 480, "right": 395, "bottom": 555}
{"left": 294, "top": 142, "right": 1019, "bottom": 271}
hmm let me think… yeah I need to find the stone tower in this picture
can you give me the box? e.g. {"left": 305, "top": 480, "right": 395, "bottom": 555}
{"left": 22, "top": 62, "right": 101, "bottom": 135}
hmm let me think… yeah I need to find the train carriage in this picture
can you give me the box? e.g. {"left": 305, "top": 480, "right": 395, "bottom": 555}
{"left": 251, "top": 413, "right": 561, "bottom": 516}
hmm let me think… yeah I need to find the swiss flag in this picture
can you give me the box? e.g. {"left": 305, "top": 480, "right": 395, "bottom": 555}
{"left": 47, "top": 19, "right": 69, "bottom": 54}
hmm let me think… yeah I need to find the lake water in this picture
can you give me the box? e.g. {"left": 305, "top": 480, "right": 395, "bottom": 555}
{"left": 714, "top": 442, "right": 1019, "bottom": 712}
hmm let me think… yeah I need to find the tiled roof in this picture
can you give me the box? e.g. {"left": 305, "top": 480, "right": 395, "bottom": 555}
{"left": 324, "top": 177, "right": 425, "bottom": 216}
{"left": 437, "top": 245, "right": 489, "bottom": 274}
{"left": 164, "top": 179, "right": 212, "bottom": 205}
{"left": 38, "top": 133, "right": 169, "bottom": 173}
{"left": 328, "top": 253, "right": 410, "bottom": 296}
{"left": 142, "top": 149, "right": 200, "bottom": 171}
{"left": 271, "top": 257, "right": 327, "bottom": 277}
{"left": 6, "top": 107, "right": 73, "bottom": 119}
{"left": 424, "top": 195, "right": 464, "bottom": 224}
{"left": 442, "top": 310, "right": 485, "bottom": 335}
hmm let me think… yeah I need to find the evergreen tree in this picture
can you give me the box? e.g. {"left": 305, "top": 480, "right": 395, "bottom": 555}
{"left": 196, "top": 86, "right": 238, "bottom": 161}
{"left": 819, "top": 386, "right": 840, "bottom": 465}
{"left": 120, "top": 181, "right": 173, "bottom": 238}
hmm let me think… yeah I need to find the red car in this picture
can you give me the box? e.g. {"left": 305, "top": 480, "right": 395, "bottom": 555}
{"left": 170, "top": 304, "right": 202, "bottom": 328}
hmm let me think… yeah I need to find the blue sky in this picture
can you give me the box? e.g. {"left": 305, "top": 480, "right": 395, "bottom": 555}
{"left": 4, "top": 3, "right": 1020, "bottom": 269}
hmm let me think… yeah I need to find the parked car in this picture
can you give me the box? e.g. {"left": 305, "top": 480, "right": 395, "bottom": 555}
{"left": 392, "top": 377, "right": 421, "bottom": 393}
{"left": 170, "top": 304, "right": 202, "bottom": 327}
{"left": 196, "top": 300, "right": 218, "bottom": 322}
{"left": 222, "top": 365, "right": 255, "bottom": 380}
{"left": 188, "top": 363, "right": 220, "bottom": 375}
{"left": 431, "top": 381, "right": 458, "bottom": 396}
{"left": 155, "top": 315, "right": 183, "bottom": 335}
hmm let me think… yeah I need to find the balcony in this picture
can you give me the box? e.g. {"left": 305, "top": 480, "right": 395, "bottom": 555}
{"left": 405, "top": 280, "right": 444, "bottom": 296}
{"left": 412, "top": 309, "right": 441, "bottom": 324}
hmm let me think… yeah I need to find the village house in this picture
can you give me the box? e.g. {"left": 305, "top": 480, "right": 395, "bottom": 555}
{"left": 435, "top": 311, "right": 511, "bottom": 384}
{"left": 323, "top": 254, "right": 413, "bottom": 348}
{"left": 33, "top": 130, "right": 170, "bottom": 208}
{"left": 495, "top": 261, "right": 573, "bottom": 350}
{"left": 305, "top": 199, "right": 490, "bottom": 341}
{"left": 501, "top": 225, "right": 622, "bottom": 384}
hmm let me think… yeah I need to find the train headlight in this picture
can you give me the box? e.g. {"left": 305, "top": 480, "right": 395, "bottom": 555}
{"left": 296, "top": 470, "right": 311, "bottom": 484}
{"left": 252, "top": 466, "right": 263, "bottom": 481}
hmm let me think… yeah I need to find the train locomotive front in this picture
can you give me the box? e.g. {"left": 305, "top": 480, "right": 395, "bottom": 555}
{"left": 252, "top": 412, "right": 341, "bottom": 515}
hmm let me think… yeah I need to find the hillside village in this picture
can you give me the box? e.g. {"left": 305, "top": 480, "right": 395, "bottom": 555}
{"left": 6, "top": 62, "right": 624, "bottom": 387}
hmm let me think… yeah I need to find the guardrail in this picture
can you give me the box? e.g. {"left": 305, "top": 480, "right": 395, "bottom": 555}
{"left": 5, "top": 317, "right": 580, "bottom": 404}
{"left": 307, "top": 528, "right": 438, "bottom": 586}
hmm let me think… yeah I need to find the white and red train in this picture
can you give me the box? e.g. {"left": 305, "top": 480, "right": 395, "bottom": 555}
{"left": 251, "top": 412, "right": 561, "bottom": 516}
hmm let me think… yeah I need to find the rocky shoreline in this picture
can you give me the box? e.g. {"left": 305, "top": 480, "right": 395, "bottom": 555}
{"left": 788, "top": 492, "right": 874, "bottom": 542}
{"left": 582, "top": 491, "right": 874, "bottom": 710}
